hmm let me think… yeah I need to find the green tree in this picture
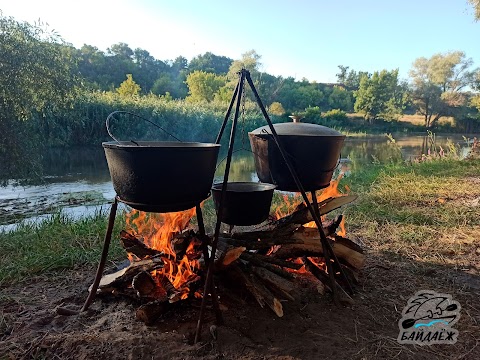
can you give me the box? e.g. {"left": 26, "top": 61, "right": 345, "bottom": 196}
{"left": 328, "top": 85, "right": 354, "bottom": 112}
{"left": 185, "top": 71, "right": 226, "bottom": 102}
{"left": 336, "top": 65, "right": 371, "bottom": 90}
{"left": 116, "top": 74, "right": 141, "bottom": 97}
{"left": 268, "top": 102, "right": 285, "bottom": 116}
{"left": 354, "top": 69, "right": 405, "bottom": 122}
{"left": 0, "top": 14, "right": 79, "bottom": 182}
{"left": 409, "top": 51, "right": 478, "bottom": 128}
{"left": 188, "top": 52, "right": 232, "bottom": 74}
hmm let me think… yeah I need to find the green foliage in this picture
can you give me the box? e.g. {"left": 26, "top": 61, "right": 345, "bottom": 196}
{"left": 188, "top": 52, "right": 232, "bottom": 74}
{"left": 185, "top": 71, "right": 226, "bottom": 102}
{"left": 0, "top": 14, "right": 79, "bottom": 182}
{"left": 116, "top": 74, "right": 141, "bottom": 97}
{"left": 227, "top": 50, "right": 262, "bottom": 79}
{"left": 336, "top": 65, "right": 371, "bottom": 90}
{"left": 409, "top": 51, "right": 478, "bottom": 128}
{"left": 323, "top": 109, "right": 348, "bottom": 122}
{"left": 276, "top": 78, "right": 325, "bottom": 113}
{"left": 268, "top": 102, "right": 285, "bottom": 116}
{"left": 327, "top": 86, "right": 354, "bottom": 111}
{"left": 354, "top": 69, "right": 405, "bottom": 122}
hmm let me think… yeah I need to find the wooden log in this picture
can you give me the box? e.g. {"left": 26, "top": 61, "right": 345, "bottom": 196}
{"left": 237, "top": 254, "right": 294, "bottom": 280}
{"left": 136, "top": 300, "right": 169, "bottom": 325}
{"left": 272, "top": 195, "right": 357, "bottom": 231}
{"left": 272, "top": 229, "right": 365, "bottom": 270}
{"left": 212, "top": 242, "right": 246, "bottom": 267}
{"left": 229, "top": 266, "right": 283, "bottom": 317}
{"left": 132, "top": 271, "right": 157, "bottom": 298}
{"left": 251, "top": 266, "right": 296, "bottom": 301}
{"left": 219, "top": 215, "right": 344, "bottom": 251}
{"left": 239, "top": 252, "right": 303, "bottom": 270}
{"left": 95, "top": 257, "right": 164, "bottom": 293}
{"left": 120, "top": 230, "right": 161, "bottom": 258}
{"left": 250, "top": 273, "right": 284, "bottom": 317}
{"left": 304, "top": 257, "right": 354, "bottom": 305}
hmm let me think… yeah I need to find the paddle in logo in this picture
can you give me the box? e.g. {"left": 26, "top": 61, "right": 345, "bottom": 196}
{"left": 397, "top": 290, "right": 460, "bottom": 345}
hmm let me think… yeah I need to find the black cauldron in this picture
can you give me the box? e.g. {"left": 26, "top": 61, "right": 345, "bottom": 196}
{"left": 103, "top": 141, "right": 220, "bottom": 212}
{"left": 211, "top": 182, "right": 276, "bottom": 226}
{"left": 248, "top": 121, "right": 345, "bottom": 191}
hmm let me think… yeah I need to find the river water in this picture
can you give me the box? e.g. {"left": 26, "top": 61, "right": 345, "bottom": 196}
{"left": 0, "top": 133, "right": 475, "bottom": 231}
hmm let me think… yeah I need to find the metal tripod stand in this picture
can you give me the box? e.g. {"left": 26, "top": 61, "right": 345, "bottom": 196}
{"left": 194, "top": 69, "right": 353, "bottom": 342}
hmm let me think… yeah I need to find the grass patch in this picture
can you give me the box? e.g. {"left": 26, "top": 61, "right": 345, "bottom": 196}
{"left": 0, "top": 209, "right": 126, "bottom": 284}
{"left": 341, "top": 158, "right": 480, "bottom": 266}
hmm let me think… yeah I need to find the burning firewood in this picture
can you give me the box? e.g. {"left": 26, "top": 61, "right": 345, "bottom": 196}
{"left": 93, "top": 194, "right": 363, "bottom": 322}
{"left": 229, "top": 265, "right": 284, "bottom": 317}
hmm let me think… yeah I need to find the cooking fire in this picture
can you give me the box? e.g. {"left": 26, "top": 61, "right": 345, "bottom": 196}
{"left": 68, "top": 70, "right": 365, "bottom": 342}
{"left": 93, "top": 178, "right": 364, "bottom": 325}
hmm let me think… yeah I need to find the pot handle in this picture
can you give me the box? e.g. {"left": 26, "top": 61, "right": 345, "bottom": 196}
{"left": 106, "top": 111, "right": 182, "bottom": 144}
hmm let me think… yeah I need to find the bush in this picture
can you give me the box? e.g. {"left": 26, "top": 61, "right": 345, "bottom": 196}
{"left": 322, "top": 109, "right": 348, "bottom": 122}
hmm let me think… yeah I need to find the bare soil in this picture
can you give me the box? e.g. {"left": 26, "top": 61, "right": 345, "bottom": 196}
{"left": 1, "top": 247, "right": 479, "bottom": 360}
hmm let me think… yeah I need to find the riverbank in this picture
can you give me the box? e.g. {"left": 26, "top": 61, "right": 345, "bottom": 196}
{"left": 1, "top": 158, "right": 479, "bottom": 359}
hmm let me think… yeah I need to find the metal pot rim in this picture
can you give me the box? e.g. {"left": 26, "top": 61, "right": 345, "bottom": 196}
{"left": 249, "top": 122, "right": 345, "bottom": 137}
{"left": 212, "top": 181, "right": 276, "bottom": 193}
{"left": 102, "top": 141, "right": 220, "bottom": 149}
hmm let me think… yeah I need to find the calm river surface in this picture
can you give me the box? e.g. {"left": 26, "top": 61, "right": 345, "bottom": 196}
{"left": 0, "top": 133, "right": 475, "bottom": 230}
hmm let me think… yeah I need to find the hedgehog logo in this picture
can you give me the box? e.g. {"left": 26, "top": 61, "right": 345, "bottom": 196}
{"left": 397, "top": 290, "right": 461, "bottom": 345}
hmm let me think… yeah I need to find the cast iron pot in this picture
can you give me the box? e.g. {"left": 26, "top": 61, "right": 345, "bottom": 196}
{"left": 248, "top": 122, "right": 345, "bottom": 191}
{"left": 103, "top": 141, "right": 220, "bottom": 212}
{"left": 211, "top": 182, "right": 276, "bottom": 226}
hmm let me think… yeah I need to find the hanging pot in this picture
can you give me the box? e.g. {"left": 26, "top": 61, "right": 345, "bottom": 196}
{"left": 103, "top": 141, "right": 220, "bottom": 212}
{"left": 102, "top": 112, "right": 220, "bottom": 212}
{"left": 211, "top": 182, "right": 276, "bottom": 226}
{"left": 248, "top": 120, "right": 345, "bottom": 191}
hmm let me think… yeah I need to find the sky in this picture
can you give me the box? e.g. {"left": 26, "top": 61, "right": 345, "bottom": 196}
{"left": 1, "top": 0, "right": 479, "bottom": 83}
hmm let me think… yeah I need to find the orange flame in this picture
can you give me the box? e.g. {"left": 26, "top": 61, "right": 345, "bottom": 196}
{"left": 126, "top": 208, "right": 200, "bottom": 292}
{"left": 273, "top": 174, "right": 348, "bottom": 236}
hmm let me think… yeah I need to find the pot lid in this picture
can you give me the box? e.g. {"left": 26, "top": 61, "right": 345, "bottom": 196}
{"left": 249, "top": 122, "right": 344, "bottom": 137}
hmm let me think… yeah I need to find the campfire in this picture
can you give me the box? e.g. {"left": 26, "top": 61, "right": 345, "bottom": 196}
{"left": 94, "top": 178, "right": 365, "bottom": 325}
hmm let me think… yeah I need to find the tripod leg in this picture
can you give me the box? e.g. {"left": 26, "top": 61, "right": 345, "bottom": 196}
{"left": 81, "top": 198, "right": 118, "bottom": 311}
{"left": 245, "top": 71, "right": 353, "bottom": 300}
{"left": 195, "top": 71, "right": 245, "bottom": 343}
{"left": 196, "top": 204, "right": 224, "bottom": 325}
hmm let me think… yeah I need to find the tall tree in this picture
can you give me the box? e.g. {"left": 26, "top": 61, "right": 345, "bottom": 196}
{"left": 188, "top": 52, "right": 232, "bottom": 74}
{"left": 409, "top": 51, "right": 478, "bottom": 128}
{"left": 354, "top": 69, "right": 405, "bottom": 122}
{"left": 107, "top": 42, "right": 134, "bottom": 60}
{"left": 0, "top": 15, "right": 79, "bottom": 181}
{"left": 336, "top": 65, "right": 371, "bottom": 90}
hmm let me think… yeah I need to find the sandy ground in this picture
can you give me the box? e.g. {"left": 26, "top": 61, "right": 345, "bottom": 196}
{"left": 1, "top": 246, "right": 479, "bottom": 360}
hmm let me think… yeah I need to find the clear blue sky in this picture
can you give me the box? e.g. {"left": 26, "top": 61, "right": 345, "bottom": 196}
{"left": 1, "top": 0, "right": 479, "bottom": 82}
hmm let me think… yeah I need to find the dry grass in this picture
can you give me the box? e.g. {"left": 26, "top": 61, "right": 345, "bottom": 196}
{"left": 399, "top": 114, "right": 455, "bottom": 127}
{"left": 344, "top": 161, "right": 480, "bottom": 267}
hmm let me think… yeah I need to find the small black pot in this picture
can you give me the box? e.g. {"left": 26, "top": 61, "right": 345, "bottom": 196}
{"left": 211, "top": 182, "right": 276, "bottom": 226}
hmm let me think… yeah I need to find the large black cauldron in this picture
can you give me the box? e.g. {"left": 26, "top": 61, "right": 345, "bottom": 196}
{"left": 103, "top": 141, "right": 220, "bottom": 212}
{"left": 249, "top": 122, "right": 345, "bottom": 191}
